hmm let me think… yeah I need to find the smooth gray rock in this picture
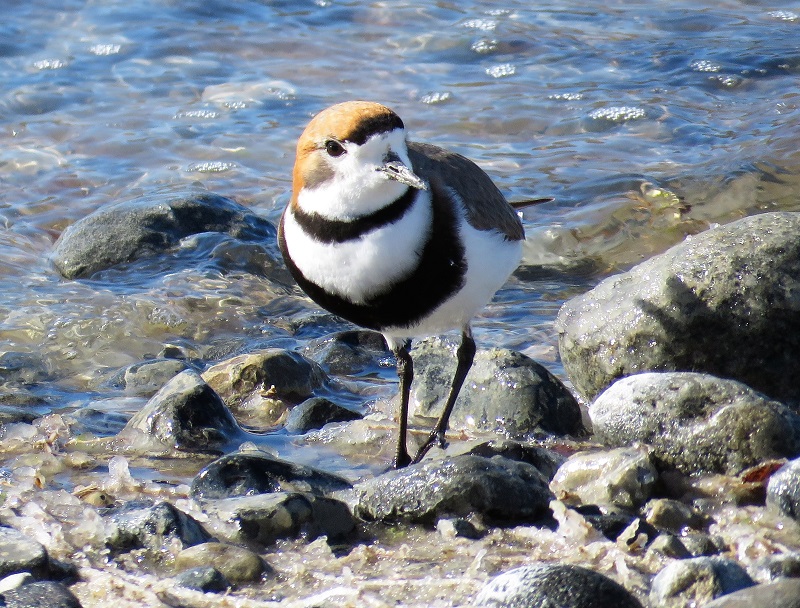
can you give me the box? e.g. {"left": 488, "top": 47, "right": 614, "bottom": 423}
{"left": 407, "top": 337, "right": 584, "bottom": 438}
{"left": 590, "top": 372, "right": 800, "bottom": 475}
{"left": 556, "top": 212, "right": 800, "bottom": 403}
{"left": 120, "top": 358, "right": 192, "bottom": 396}
{"left": 120, "top": 370, "right": 243, "bottom": 452}
{"left": 349, "top": 454, "right": 553, "bottom": 524}
{"left": 702, "top": 578, "right": 800, "bottom": 608}
{"left": 550, "top": 445, "right": 658, "bottom": 509}
{"left": 473, "top": 563, "right": 642, "bottom": 608}
{"left": 650, "top": 556, "right": 754, "bottom": 608}
{"left": 190, "top": 450, "right": 352, "bottom": 501}
{"left": 51, "top": 187, "right": 277, "bottom": 279}
{"left": 105, "top": 501, "right": 211, "bottom": 553}
{"left": 2, "top": 581, "right": 83, "bottom": 608}
{"left": 284, "top": 397, "right": 362, "bottom": 433}
{"left": 0, "top": 527, "right": 48, "bottom": 578}
{"left": 203, "top": 491, "right": 355, "bottom": 545}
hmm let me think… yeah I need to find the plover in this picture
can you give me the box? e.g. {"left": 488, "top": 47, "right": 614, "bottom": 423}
{"left": 278, "top": 101, "right": 547, "bottom": 467}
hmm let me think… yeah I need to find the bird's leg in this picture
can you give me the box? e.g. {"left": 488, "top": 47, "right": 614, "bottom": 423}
{"left": 412, "top": 328, "right": 476, "bottom": 464}
{"left": 391, "top": 339, "right": 413, "bottom": 469}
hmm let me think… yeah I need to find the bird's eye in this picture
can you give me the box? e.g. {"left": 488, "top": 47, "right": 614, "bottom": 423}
{"left": 324, "top": 140, "right": 345, "bottom": 157}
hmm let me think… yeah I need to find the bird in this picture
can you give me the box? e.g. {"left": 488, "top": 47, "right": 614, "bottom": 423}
{"left": 278, "top": 100, "right": 549, "bottom": 468}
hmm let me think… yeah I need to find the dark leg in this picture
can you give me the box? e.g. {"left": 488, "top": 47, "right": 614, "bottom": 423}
{"left": 391, "top": 340, "right": 413, "bottom": 469}
{"left": 412, "top": 329, "right": 476, "bottom": 464}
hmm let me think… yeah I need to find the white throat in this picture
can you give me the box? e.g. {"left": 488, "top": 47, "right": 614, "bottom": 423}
{"left": 296, "top": 129, "right": 415, "bottom": 220}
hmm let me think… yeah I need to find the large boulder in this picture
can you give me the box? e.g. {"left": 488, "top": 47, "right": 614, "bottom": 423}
{"left": 556, "top": 212, "right": 800, "bottom": 403}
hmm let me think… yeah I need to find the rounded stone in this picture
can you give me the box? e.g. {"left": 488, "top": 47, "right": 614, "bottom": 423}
{"left": 590, "top": 372, "right": 800, "bottom": 475}
{"left": 473, "top": 563, "right": 642, "bottom": 608}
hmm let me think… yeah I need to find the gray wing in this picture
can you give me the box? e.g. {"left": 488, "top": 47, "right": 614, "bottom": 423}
{"left": 408, "top": 141, "right": 524, "bottom": 241}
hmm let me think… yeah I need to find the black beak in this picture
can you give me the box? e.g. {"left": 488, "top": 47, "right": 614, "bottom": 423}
{"left": 377, "top": 151, "right": 428, "bottom": 190}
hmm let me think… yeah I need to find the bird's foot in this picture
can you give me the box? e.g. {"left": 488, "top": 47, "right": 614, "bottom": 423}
{"left": 411, "top": 429, "right": 447, "bottom": 464}
{"left": 393, "top": 448, "right": 412, "bottom": 469}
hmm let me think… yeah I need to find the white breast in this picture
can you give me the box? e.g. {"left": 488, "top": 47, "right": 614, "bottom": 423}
{"left": 282, "top": 189, "right": 433, "bottom": 304}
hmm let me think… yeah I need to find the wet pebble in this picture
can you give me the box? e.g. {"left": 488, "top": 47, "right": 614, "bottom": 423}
{"left": 173, "top": 566, "right": 231, "bottom": 593}
{"left": 550, "top": 445, "right": 658, "bottom": 509}
{"left": 174, "top": 542, "right": 269, "bottom": 583}
{"left": 284, "top": 397, "right": 362, "bottom": 433}
{"left": 348, "top": 453, "right": 553, "bottom": 524}
{"left": 118, "top": 370, "right": 243, "bottom": 452}
{"left": 650, "top": 556, "right": 754, "bottom": 607}
{"left": 702, "top": 578, "right": 800, "bottom": 607}
{"left": 407, "top": 337, "right": 584, "bottom": 438}
{"left": 104, "top": 500, "right": 211, "bottom": 553}
{"left": 0, "top": 580, "right": 82, "bottom": 608}
{"left": 766, "top": 457, "right": 800, "bottom": 519}
{"left": 201, "top": 349, "right": 328, "bottom": 427}
{"left": 473, "top": 563, "right": 643, "bottom": 608}
{"left": 202, "top": 491, "right": 355, "bottom": 545}
{"left": 461, "top": 440, "right": 566, "bottom": 481}
{"left": 557, "top": 212, "right": 800, "bottom": 403}
{"left": 590, "top": 372, "right": 800, "bottom": 475}
{"left": 190, "top": 450, "right": 352, "bottom": 500}
{"left": 50, "top": 186, "right": 278, "bottom": 280}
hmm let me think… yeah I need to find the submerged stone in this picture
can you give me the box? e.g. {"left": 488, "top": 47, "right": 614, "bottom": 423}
{"left": 51, "top": 186, "right": 278, "bottom": 279}
{"left": 702, "top": 578, "right": 800, "bottom": 608}
{"left": 174, "top": 542, "right": 269, "bottom": 583}
{"left": 284, "top": 397, "right": 362, "bottom": 433}
{"left": 190, "top": 450, "right": 352, "bottom": 500}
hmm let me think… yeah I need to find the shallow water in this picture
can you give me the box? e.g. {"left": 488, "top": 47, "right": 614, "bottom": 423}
{"left": 2, "top": 0, "right": 800, "bottom": 604}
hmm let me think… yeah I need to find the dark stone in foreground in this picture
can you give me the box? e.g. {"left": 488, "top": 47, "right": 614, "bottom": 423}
{"left": 120, "top": 370, "right": 243, "bottom": 452}
{"left": 556, "top": 212, "right": 800, "bottom": 403}
{"left": 349, "top": 454, "right": 553, "bottom": 524}
{"left": 190, "top": 450, "right": 352, "bottom": 501}
{"left": 1, "top": 581, "right": 83, "bottom": 608}
{"left": 51, "top": 186, "right": 277, "bottom": 279}
{"left": 473, "top": 563, "right": 642, "bottom": 608}
{"left": 104, "top": 501, "right": 211, "bottom": 553}
{"left": 408, "top": 338, "right": 584, "bottom": 438}
{"left": 703, "top": 578, "right": 800, "bottom": 608}
{"left": 591, "top": 372, "right": 800, "bottom": 475}
{"left": 766, "top": 457, "right": 800, "bottom": 519}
